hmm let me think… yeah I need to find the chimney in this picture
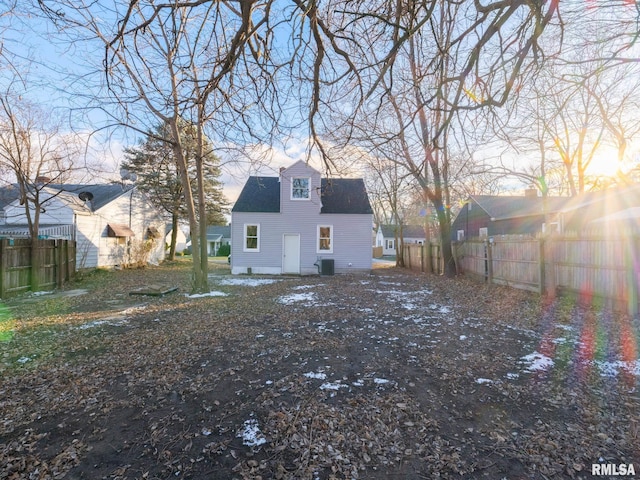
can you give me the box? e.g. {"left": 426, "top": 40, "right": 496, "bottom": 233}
{"left": 524, "top": 187, "right": 538, "bottom": 198}
{"left": 35, "top": 176, "right": 50, "bottom": 186}
{"left": 278, "top": 166, "right": 285, "bottom": 182}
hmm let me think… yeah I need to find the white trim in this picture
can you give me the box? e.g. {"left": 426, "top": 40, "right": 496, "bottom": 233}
{"left": 317, "top": 224, "right": 333, "bottom": 253}
{"left": 291, "top": 177, "right": 311, "bottom": 200}
{"left": 243, "top": 223, "right": 260, "bottom": 252}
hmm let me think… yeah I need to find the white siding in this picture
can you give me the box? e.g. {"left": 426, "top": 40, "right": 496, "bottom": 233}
{"left": 75, "top": 213, "right": 101, "bottom": 268}
{"left": 232, "top": 162, "right": 372, "bottom": 275}
{"left": 95, "top": 189, "right": 165, "bottom": 267}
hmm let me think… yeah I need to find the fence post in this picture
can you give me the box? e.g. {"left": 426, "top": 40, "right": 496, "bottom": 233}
{"left": 538, "top": 238, "right": 545, "bottom": 295}
{"left": 56, "top": 240, "right": 63, "bottom": 288}
{"left": 486, "top": 239, "right": 494, "bottom": 284}
{"left": 627, "top": 237, "right": 639, "bottom": 316}
{"left": 0, "top": 239, "right": 5, "bottom": 299}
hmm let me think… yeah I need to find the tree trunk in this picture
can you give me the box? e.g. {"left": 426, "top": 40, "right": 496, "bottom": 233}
{"left": 30, "top": 238, "right": 41, "bottom": 292}
{"left": 169, "top": 121, "right": 207, "bottom": 293}
{"left": 168, "top": 210, "right": 179, "bottom": 260}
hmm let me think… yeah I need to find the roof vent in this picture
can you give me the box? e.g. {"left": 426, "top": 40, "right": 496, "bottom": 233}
{"left": 78, "top": 191, "right": 94, "bottom": 202}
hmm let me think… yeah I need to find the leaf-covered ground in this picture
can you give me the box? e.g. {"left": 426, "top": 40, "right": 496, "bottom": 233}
{"left": 1, "top": 260, "right": 639, "bottom": 479}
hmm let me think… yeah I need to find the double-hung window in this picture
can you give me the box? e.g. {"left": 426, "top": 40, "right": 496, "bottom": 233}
{"left": 291, "top": 177, "right": 310, "bottom": 200}
{"left": 317, "top": 225, "right": 333, "bottom": 253}
{"left": 244, "top": 224, "right": 260, "bottom": 251}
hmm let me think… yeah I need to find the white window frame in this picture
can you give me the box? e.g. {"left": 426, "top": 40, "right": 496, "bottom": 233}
{"left": 291, "top": 177, "right": 311, "bottom": 200}
{"left": 244, "top": 223, "right": 260, "bottom": 252}
{"left": 479, "top": 227, "right": 488, "bottom": 238}
{"left": 457, "top": 230, "right": 465, "bottom": 241}
{"left": 385, "top": 239, "right": 394, "bottom": 250}
{"left": 317, "top": 224, "right": 333, "bottom": 253}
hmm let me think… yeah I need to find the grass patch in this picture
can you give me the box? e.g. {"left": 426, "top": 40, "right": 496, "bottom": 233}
{"left": 0, "top": 303, "right": 15, "bottom": 342}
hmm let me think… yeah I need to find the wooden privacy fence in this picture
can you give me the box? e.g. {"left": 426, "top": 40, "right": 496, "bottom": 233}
{"left": 456, "top": 235, "right": 640, "bottom": 315}
{"left": 0, "top": 239, "right": 76, "bottom": 299}
{"left": 402, "top": 242, "right": 445, "bottom": 275}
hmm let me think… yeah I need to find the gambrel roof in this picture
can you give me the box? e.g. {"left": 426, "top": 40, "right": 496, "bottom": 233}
{"left": 232, "top": 176, "right": 373, "bottom": 214}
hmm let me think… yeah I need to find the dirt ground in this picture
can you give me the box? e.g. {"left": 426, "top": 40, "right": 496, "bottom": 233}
{"left": 1, "top": 260, "right": 639, "bottom": 479}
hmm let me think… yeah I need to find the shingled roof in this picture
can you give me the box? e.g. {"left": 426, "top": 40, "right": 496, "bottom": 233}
{"left": 0, "top": 183, "right": 134, "bottom": 212}
{"left": 232, "top": 176, "right": 373, "bottom": 214}
{"left": 471, "top": 194, "right": 567, "bottom": 220}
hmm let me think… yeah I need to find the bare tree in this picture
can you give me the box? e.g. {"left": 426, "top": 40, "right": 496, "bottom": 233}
{"left": 329, "top": 1, "right": 560, "bottom": 276}
{"left": 0, "top": 84, "right": 81, "bottom": 289}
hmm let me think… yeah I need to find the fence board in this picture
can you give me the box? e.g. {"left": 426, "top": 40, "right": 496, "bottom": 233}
{"left": 0, "top": 239, "right": 76, "bottom": 299}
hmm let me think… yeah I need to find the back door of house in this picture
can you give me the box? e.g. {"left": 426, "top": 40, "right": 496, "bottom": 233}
{"left": 283, "top": 234, "right": 300, "bottom": 274}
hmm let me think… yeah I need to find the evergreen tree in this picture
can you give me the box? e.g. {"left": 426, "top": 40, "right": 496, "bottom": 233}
{"left": 122, "top": 120, "right": 228, "bottom": 260}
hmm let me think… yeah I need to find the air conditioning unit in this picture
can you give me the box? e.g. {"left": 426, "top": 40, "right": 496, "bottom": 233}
{"left": 320, "top": 259, "right": 334, "bottom": 276}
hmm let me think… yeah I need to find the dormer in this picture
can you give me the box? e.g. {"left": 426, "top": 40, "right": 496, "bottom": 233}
{"left": 279, "top": 161, "right": 322, "bottom": 214}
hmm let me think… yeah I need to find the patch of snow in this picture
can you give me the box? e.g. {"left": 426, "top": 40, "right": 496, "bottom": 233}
{"left": 201, "top": 427, "right": 212, "bottom": 436}
{"left": 255, "top": 334, "right": 265, "bottom": 339}
{"left": 506, "top": 372, "right": 520, "bottom": 380}
{"left": 32, "top": 291, "right": 53, "bottom": 296}
{"left": 185, "top": 291, "right": 228, "bottom": 299}
{"left": 520, "top": 352, "right": 554, "bottom": 372}
{"left": 373, "top": 377, "right": 391, "bottom": 385}
{"left": 555, "top": 324, "right": 573, "bottom": 331}
{"left": 278, "top": 292, "right": 316, "bottom": 305}
{"left": 217, "top": 277, "right": 278, "bottom": 287}
{"left": 237, "top": 417, "right": 267, "bottom": 449}
{"left": 352, "top": 380, "right": 364, "bottom": 387}
{"left": 552, "top": 337, "right": 567, "bottom": 345}
{"left": 476, "top": 378, "right": 493, "bottom": 385}
{"left": 293, "top": 284, "right": 322, "bottom": 290}
{"left": 459, "top": 335, "right": 468, "bottom": 341}
{"left": 17, "top": 356, "right": 32, "bottom": 364}
{"left": 77, "top": 318, "right": 129, "bottom": 330}
{"left": 596, "top": 360, "right": 640, "bottom": 377}
{"left": 304, "top": 371, "right": 327, "bottom": 380}
{"left": 320, "top": 382, "right": 348, "bottom": 391}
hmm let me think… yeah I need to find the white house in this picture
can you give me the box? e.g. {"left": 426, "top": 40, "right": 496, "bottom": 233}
{"left": 0, "top": 183, "right": 166, "bottom": 269}
{"left": 230, "top": 161, "right": 373, "bottom": 275}
{"left": 206, "top": 225, "right": 231, "bottom": 256}
{"left": 375, "top": 224, "right": 426, "bottom": 256}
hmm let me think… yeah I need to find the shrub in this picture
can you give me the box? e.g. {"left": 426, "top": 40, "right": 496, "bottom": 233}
{"left": 217, "top": 244, "right": 230, "bottom": 257}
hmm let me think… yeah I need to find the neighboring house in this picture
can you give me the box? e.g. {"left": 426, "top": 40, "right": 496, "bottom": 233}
{"left": 0, "top": 183, "right": 166, "bottom": 269}
{"left": 451, "top": 190, "right": 567, "bottom": 240}
{"left": 230, "top": 161, "right": 373, "bottom": 275}
{"left": 206, "top": 225, "right": 231, "bottom": 256}
{"left": 165, "top": 224, "right": 188, "bottom": 253}
{"left": 375, "top": 224, "right": 426, "bottom": 256}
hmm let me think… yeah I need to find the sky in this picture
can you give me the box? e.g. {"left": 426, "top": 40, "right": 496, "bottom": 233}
{"left": 0, "top": 2, "right": 323, "bottom": 204}
{"left": 2, "top": 1, "right": 640, "bottom": 208}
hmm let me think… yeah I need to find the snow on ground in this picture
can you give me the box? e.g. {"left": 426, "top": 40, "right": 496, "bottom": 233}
{"left": 237, "top": 416, "right": 267, "bottom": 449}
{"left": 185, "top": 291, "right": 228, "bottom": 299}
{"left": 215, "top": 277, "right": 280, "bottom": 287}
{"left": 520, "top": 352, "right": 555, "bottom": 372}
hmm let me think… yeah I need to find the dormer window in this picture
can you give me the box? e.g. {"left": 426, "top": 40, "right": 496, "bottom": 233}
{"left": 291, "top": 177, "right": 310, "bottom": 200}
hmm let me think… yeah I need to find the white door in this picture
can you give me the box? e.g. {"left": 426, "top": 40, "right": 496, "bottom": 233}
{"left": 283, "top": 234, "right": 300, "bottom": 274}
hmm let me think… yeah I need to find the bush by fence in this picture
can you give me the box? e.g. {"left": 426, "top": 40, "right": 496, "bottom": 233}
{"left": 403, "top": 235, "right": 640, "bottom": 315}
{"left": 0, "top": 239, "right": 76, "bottom": 298}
